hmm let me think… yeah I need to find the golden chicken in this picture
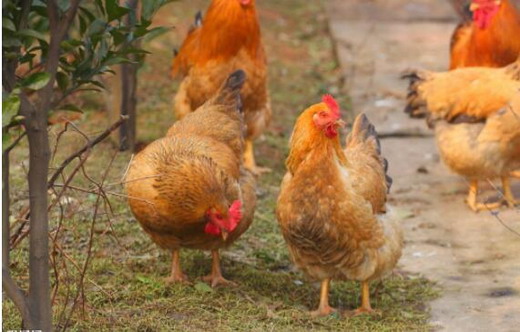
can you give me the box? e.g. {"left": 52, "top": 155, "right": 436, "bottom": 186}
{"left": 171, "top": 0, "right": 271, "bottom": 174}
{"left": 449, "top": 0, "right": 520, "bottom": 69}
{"left": 126, "top": 70, "right": 256, "bottom": 287}
{"left": 276, "top": 95, "right": 402, "bottom": 316}
{"left": 403, "top": 61, "right": 520, "bottom": 211}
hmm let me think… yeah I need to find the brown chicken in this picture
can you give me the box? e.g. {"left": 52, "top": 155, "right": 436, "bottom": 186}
{"left": 126, "top": 70, "right": 256, "bottom": 287}
{"left": 171, "top": 0, "right": 271, "bottom": 174}
{"left": 276, "top": 96, "right": 403, "bottom": 316}
{"left": 449, "top": 0, "right": 520, "bottom": 69}
{"left": 403, "top": 60, "right": 520, "bottom": 211}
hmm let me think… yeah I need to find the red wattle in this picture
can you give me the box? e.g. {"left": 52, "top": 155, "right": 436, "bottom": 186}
{"left": 204, "top": 222, "right": 221, "bottom": 236}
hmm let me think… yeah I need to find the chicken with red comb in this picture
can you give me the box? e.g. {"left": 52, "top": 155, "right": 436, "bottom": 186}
{"left": 277, "top": 95, "right": 402, "bottom": 316}
{"left": 126, "top": 70, "right": 256, "bottom": 287}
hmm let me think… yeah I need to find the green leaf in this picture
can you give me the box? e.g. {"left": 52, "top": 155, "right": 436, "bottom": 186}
{"left": 56, "top": 71, "right": 69, "bottom": 91}
{"left": 89, "top": 80, "right": 106, "bottom": 90}
{"left": 17, "top": 29, "right": 48, "bottom": 43}
{"left": 143, "top": 26, "right": 171, "bottom": 42}
{"left": 79, "top": 6, "right": 96, "bottom": 23}
{"left": 103, "top": 56, "right": 133, "bottom": 66}
{"left": 20, "top": 72, "right": 51, "bottom": 90}
{"left": 2, "top": 17, "right": 16, "bottom": 31}
{"left": 2, "top": 94, "right": 20, "bottom": 125}
{"left": 87, "top": 19, "right": 107, "bottom": 37}
{"left": 56, "top": 104, "right": 83, "bottom": 113}
{"left": 194, "top": 282, "right": 214, "bottom": 294}
{"left": 106, "top": 0, "right": 131, "bottom": 22}
{"left": 61, "top": 39, "right": 82, "bottom": 51}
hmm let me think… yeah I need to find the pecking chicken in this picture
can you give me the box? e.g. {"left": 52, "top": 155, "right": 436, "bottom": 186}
{"left": 171, "top": 0, "right": 271, "bottom": 174}
{"left": 126, "top": 70, "right": 256, "bottom": 287}
{"left": 403, "top": 60, "right": 520, "bottom": 211}
{"left": 449, "top": 0, "right": 520, "bottom": 69}
{"left": 276, "top": 95, "right": 402, "bottom": 316}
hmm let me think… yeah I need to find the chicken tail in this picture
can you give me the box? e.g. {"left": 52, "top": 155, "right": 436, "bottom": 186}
{"left": 347, "top": 113, "right": 392, "bottom": 192}
{"left": 211, "top": 69, "right": 247, "bottom": 112}
{"left": 401, "top": 69, "right": 432, "bottom": 118}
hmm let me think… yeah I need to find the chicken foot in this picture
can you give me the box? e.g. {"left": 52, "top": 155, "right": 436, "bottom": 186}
{"left": 243, "top": 140, "right": 271, "bottom": 175}
{"left": 353, "top": 281, "right": 375, "bottom": 315}
{"left": 465, "top": 180, "right": 501, "bottom": 212}
{"left": 311, "top": 278, "right": 337, "bottom": 317}
{"left": 165, "top": 249, "right": 190, "bottom": 284}
{"left": 202, "top": 250, "right": 236, "bottom": 287}
{"left": 501, "top": 177, "right": 519, "bottom": 208}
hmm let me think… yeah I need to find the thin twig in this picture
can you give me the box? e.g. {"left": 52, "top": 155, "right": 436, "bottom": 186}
{"left": 48, "top": 115, "right": 128, "bottom": 188}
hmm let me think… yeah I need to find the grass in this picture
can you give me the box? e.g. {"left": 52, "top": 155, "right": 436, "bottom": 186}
{"left": 3, "top": 0, "right": 438, "bottom": 331}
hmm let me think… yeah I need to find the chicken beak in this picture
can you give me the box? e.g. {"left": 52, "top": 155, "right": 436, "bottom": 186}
{"left": 335, "top": 119, "right": 346, "bottom": 128}
{"left": 469, "top": 3, "right": 479, "bottom": 11}
{"left": 221, "top": 231, "right": 229, "bottom": 241}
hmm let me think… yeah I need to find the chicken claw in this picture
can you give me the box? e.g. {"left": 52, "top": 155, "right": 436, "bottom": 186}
{"left": 311, "top": 279, "right": 337, "bottom": 317}
{"left": 465, "top": 180, "right": 502, "bottom": 212}
{"left": 244, "top": 140, "right": 271, "bottom": 175}
{"left": 165, "top": 250, "right": 191, "bottom": 284}
{"left": 352, "top": 281, "right": 375, "bottom": 316}
{"left": 203, "top": 250, "right": 237, "bottom": 288}
{"left": 502, "top": 177, "right": 519, "bottom": 208}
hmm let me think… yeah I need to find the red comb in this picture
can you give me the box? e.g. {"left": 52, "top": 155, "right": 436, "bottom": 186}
{"left": 227, "top": 200, "right": 242, "bottom": 231}
{"left": 322, "top": 94, "right": 340, "bottom": 118}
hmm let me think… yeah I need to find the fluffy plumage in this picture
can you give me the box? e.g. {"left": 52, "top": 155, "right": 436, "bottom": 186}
{"left": 449, "top": 0, "right": 520, "bottom": 69}
{"left": 277, "top": 97, "right": 402, "bottom": 316}
{"left": 403, "top": 62, "right": 520, "bottom": 211}
{"left": 126, "top": 70, "right": 256, "bottom": 286}
{"left": 171, "top": 0, "right": 271, "bottom": 173}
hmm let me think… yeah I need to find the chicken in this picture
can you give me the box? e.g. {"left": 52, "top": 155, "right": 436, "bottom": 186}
{"left": 125, "top": 70, "right": 256, "bottom": 287}
{"left": 403, "top": 61, "right": 520, "bottom": 211}
{"left": 276, "top": 95, "right": 402, "bottom": 316}
{"left": 449, "top": 0, "right": 520, "bottom": 69}
{"left": 171, "top": 0, "right": 271, "bottom": 174}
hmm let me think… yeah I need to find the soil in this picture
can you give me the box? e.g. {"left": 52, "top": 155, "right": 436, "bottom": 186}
{"left": 326, "top": 1, "right": 520, "bottom": 331}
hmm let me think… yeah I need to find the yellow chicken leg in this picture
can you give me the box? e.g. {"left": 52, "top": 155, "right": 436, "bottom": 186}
{"left": 353, "top": 281, "right": 374, "bottom": 315}
{"left": 465, "top": 180, "right": 501, "bottom": 212}
{"left": 165, "top": 249, "right": 190, "bottom": 284}
{"left": 311, "top": 278, "right": 337, "bottom": 317}
{"left": 502, "top": 177, "right": 519, "bottom": 208}
{"left": 202, "top": 250, "right": 236, "bottom": 287}
{"left": 243, "top": 139, "right": 271, "bottom": 175}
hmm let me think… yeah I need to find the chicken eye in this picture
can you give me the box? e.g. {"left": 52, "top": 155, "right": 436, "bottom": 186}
{"left": 319, "top": 111, "right": 327, "bottom": 118}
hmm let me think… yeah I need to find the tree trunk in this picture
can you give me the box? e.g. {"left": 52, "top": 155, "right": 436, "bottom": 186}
{"left": 119, "top": 61, "right": 137, "bottom": 151}
{"left": 118, "top": 0, "right": 140, "bottom": 152}
{"left": 3, "top": 149, "right": 10, "bottom": 267}
{"left": 22, "top": 98, "right": 52, "bottom": 331}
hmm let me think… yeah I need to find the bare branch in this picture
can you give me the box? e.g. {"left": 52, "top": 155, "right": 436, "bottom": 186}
{"left": 2, "top": 267, "right": 32, "bottom": 326}
{"left": 48, "top": 115, "right": 128, "bottom": 188}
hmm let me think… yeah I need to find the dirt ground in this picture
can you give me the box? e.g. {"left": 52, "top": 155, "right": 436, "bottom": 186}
{"left": 326, "top": 1, "right": 520, "bottom": 331}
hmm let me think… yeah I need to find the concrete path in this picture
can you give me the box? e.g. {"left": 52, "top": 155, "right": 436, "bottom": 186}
{"left": 326, "top": 1, "right": 520, "bottom": 331}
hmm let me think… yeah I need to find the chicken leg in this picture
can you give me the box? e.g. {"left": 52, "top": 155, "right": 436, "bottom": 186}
{"left": 243, "top": 140, "right": 270, "bottom": 175}
{"left": 202, "top": 250, "right": 236, "bottom": 287}
{"left": 311, "top": 278, "right": 337, "bottom": 317}
{"left": 465, "top": 180, "right": 501, "bottom": 212}
{"left": 502, "top": 177, "right": 519, "bottom": 208}
{"left": 165, "top": 249, "right": 189, "bottom": 284}
{"left": 353, "top": 281, "right": 374, "bottom": 315}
